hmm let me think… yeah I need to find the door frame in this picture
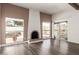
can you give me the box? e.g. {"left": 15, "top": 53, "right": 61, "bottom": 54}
{"left": 54, "top": 21, "right": 68, "bottom": 40}
{"left": 4, "top": 17, "right": 25, "bottom": 44}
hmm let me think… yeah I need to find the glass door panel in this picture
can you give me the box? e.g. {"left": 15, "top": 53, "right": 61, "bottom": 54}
{"left": 42, "top": 22, "right": 51, "bottom": 39}
{"left": 59, "top": 22, "right": 67, "bottom": 40}
{"left": 5, "top": 17, "right": 24, "bottom": 44}
{"left": 54, "top": 21, "right": 67, "bottom": 40}
{"left": 54, "top": 24, "right": 60, "bottom": 39}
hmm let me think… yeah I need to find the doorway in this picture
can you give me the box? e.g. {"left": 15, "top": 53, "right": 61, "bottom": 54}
{"left": 54, "top": 21, "right": 68, "bottom": 40}
{"left": 5, "top": 17, "right": 24, "bottom": 44}
{"left": 42, "top": 22, "right": 51, "bottom": 39}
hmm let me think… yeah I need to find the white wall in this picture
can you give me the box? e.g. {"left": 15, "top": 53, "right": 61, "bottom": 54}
{"left": 68, "top": 13, "right": 79, "bottom": 43}
{"left": 52, "top": 10, "right": 79, "bottom": 44}
{"left": 27, "top": 9, "right": 41, "bottom": 39}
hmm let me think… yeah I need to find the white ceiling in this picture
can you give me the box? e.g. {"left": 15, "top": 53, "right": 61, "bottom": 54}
{"left": 12, "top": 3, "right": 75, "bottom": 14}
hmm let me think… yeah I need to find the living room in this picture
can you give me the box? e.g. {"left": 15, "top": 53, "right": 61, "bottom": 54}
{"left": 0, "top": 3, "right": 79, "bottom": 55}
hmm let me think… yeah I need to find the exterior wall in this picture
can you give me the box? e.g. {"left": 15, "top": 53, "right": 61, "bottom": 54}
{"left": 1, "top": 4, "right": 29, "bottom": 44}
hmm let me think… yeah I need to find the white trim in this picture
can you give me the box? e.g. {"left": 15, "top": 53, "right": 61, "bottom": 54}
{"left": 0, "top": 41, "right": 28, "bottom": 47}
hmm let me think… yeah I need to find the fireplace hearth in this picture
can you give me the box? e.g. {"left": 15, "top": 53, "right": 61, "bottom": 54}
{"left": 31, "top": 31, "right": 39, "bottom": 39}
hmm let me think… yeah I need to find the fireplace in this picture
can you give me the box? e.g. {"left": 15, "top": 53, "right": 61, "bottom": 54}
{"left": 31, "top": 31, "right": 39, "bottom": 39}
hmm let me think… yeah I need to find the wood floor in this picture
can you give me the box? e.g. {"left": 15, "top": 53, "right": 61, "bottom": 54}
{"left": 0, "top": 39, "right": 79, "bottom": 55}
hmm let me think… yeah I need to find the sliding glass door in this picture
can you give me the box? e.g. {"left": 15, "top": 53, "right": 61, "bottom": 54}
{"left": 42, "top": 22, "right": 51, "bottom": 39}
{"left": 54, "top": 21, "right": 67, "bottom": 40}
{"left": 5, "top": 17, "right": 24, "bottom": 44}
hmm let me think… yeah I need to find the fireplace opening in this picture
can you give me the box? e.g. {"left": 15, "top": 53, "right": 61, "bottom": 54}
{"left": 31, "top": 31, "right": 39, "bottom": 39}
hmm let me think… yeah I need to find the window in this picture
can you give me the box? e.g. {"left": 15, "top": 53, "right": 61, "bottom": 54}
{"left": 42, "top": 22, "right": 50, "bottom": 38}
{"left": 5, "top": 17, "right": 24, "bottom": 43}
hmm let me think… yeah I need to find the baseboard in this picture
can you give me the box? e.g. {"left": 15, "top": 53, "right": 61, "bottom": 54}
{"left": 67, "top": 40, "right": 79, "bottom": 45}
{"left": 0, "top": 41, "right": 28, "bottom": 47}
